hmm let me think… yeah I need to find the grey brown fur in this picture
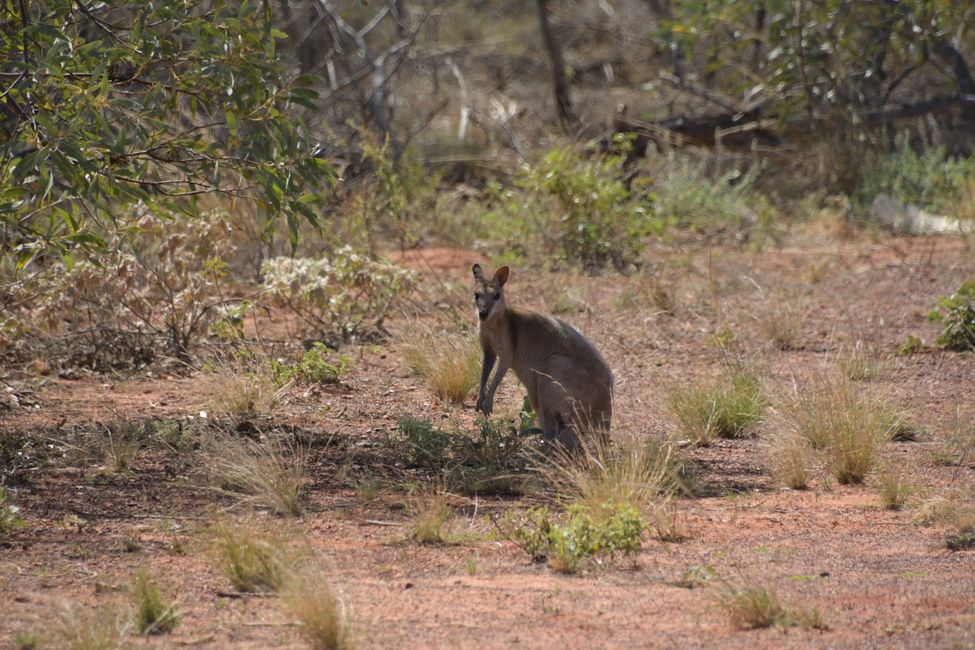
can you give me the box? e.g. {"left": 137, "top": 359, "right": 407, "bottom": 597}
{"left": 472, "top": 264, "right": 614, "bottom": 449}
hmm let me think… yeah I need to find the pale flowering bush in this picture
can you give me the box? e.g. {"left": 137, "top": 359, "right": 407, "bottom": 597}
{"left": 28, "top": 206, "right": 235, "bottom": 366}
{"left": 261, "top": 247, "right": 415, "bottom": 342}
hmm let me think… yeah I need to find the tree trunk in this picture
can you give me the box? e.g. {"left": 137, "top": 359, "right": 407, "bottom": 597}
{"left": 535, "top": 0, "right": 577, "bottom": 130}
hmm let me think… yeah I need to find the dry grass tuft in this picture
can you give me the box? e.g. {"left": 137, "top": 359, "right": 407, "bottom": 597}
{"left": 281, "top": 569, "right": 355, "bottom": 650}
{"left": 782, "top": 376, "right": 896, "bottom": 484}
{"left": 756, "top": 293, "right": 807, "bottom": 351}
{"left": 667, "top": 368, "right": 766, "bottom": 446}
{"left": 406, "top": 482, "right": 453, "bottom": 545}
{"left": 875, "top": 459, "right": 913, "bottom": 510}
{"left": 837, "top": 343, "right": 881, "bottom": 382}
{"left": 717, "top": 583, "right": 787, "bottom": 629}
{"left": 765, "top": 432, "right": 812, "bottom": 490}
{"left": 540, "top": 430, "right": 689, "bottom": 514}
{"left": 54, "top": 601, "right": 129, "bottom": 650}
{"left": 404, "top": 332, "right": 480, "bottom": 405}
{"left": 212, "top": 521, "right": 291, "bottom": 592}
{"left": 201, "top": 431, "right": 307, "bottom": 516}
{"left": 651, "top": 499, "right": 688, "bottom": 542}
{"left": 206, "top": 362, "right": 285, "bottom": 419}
{"left": 914, "top": 491, "right": 975, "bottom": 550}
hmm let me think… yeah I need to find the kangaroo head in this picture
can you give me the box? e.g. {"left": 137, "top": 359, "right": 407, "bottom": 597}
{"left": 472, "top": 264, "right": 509, "bottom": 322}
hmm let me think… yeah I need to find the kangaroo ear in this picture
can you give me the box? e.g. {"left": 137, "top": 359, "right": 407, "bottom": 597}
{"left": 494, "top": 266, "right": 510, "bottom": 286}
{"left": 472, "top": 263, "right": 484, "bottom": 279}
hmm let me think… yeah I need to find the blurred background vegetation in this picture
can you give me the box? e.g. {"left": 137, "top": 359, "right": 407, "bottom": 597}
{"left": 2, "top": 0, "right": 974, "bottom": 365}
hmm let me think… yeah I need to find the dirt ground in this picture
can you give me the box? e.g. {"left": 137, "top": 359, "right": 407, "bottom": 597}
{"left": 2, "top": 230, "right": 974, "bottom": 649}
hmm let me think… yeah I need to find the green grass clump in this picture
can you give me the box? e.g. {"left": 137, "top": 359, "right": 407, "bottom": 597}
{"left": 875, "top": 460, "right": 913, "bottom": 510}
{"left": 667, "top": 369, "right": 766, "bottom": 446}
{"left": 132, "top": 569, "right": 180, "bottom": 635}
{"left": 542, "top": 432, "right": 690, "bottom": 512}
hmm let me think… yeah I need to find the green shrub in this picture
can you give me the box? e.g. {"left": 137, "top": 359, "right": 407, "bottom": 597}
{"left": 928, "top": 281, "right": 975, "bottom": 351}
{"left": 531, "top": 143, "right": 660, "bottom": 271}
{"left": 396, "top": 416, "right": 525, "bottom": 493}
{"left": 650, "top": 154, "right": 773, "bottom": 235}
{"left": 397, "top": 416, "right": 454, "bottom": 470}
{"left": 860, "top": 135, "right": 975, "bottom": 214}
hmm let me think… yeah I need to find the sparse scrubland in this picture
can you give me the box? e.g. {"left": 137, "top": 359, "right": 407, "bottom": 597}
{"left": 2, "top": 1, "right": 975, "bottom": 648}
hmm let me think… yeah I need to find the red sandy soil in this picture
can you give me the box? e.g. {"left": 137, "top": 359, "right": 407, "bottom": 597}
{"left": 1, "top": 231, "right": 974, "bottom": 648}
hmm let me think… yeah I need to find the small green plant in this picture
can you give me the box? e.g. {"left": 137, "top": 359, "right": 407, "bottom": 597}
{"left": 281, "top": 569, "right": 355, "bottom": 650}
{"left": 13, "top": 632, "right": 43, "bottom": 650}
{"left": 676, "top": 564, "right": 717, "bottom": 589}
{"left": 502, "top": 502, "right": 646, "bottom": 573}
{"left": 927, "top": 280, "right": 975, "bottom": 351}
{"left": 271, "top": 343, "right": 350, "bottom": 387}
{"left": 202, "top": 432, "right": 307, "bottom": 516}
{"left": 213, "top": 522, "right": 289, "bottom": 592}
{"left": 897, "top": 334, "right": 924, "bottom": 356}
{"left": 667, "top": 368, "right": 766, "bottom": 445}
{"left": 132, "top": 569, "right": 180, "bottom": 635}
{"left": 0, "top": 486, "right": 25, "bottom": 537}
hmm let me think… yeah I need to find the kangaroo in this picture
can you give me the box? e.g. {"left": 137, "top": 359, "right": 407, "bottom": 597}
{"left": 472, "top": 264, "right": 614, "bottom": 450}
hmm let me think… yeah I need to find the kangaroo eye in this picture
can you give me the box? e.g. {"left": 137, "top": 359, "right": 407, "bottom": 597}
{"left": 493, "top": 293, "right": 499, "bottom": 299}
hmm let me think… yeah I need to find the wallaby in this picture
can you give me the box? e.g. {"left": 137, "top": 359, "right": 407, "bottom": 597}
{"left": 472, "top": 264, "right": 614, "bottom": 450}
